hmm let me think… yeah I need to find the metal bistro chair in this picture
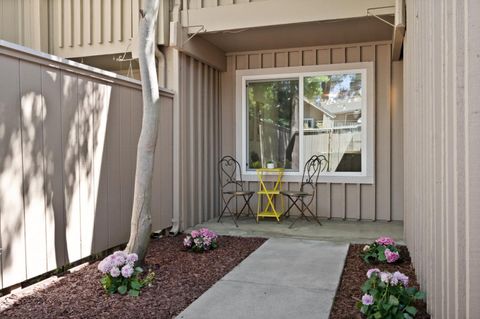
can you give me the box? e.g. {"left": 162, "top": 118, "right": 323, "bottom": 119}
{"left": 218, "top": 156, "right": 255, "bottom": 227}
{"left": 281, "top": 155, "right": 328, "bottom": 228}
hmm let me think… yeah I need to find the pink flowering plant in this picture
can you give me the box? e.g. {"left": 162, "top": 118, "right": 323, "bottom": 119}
{"left": 357, "top": 269, "right": 425, "bottom": 319}
{"left": 183, "top": 228, "right": 218, "bottom": 252}
{"left": 98, "top": 251, "right": 154, "bottom": 297}
{"left": 361, "top": 236, "right": 401, "bottom": 264}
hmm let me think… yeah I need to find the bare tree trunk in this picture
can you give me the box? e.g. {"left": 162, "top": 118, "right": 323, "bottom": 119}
{"left": 125, "top": 0, "right": 160, "bottom": 262}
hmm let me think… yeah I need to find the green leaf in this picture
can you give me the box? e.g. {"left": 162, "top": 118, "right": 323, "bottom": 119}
{"left": 374, "top": 312, "right": 383, "bottom": 319}
{"left": 128, "top": 289, "right": 140, "bottom": 297}
{"left": 100, "top": 276, "right": 111, "bottom": 289}
{"left": 356, "top": 301, "right": 363, "bottom": 310}
{"left": 117, "top": 285, "right": 128, "bottom": 295}
{"left": 389, "top": 295, "right": 399, "bottom": 306}
{"left": 414, "top": 291, "right": 426, "bottom": 300}
{"left": 108, "top": 285, "right": 116, "bottom": 294}
{"left": 361, "top": 281, "right": 372, "bottom": 292}
{"left": 361, "top": 305, "right": 370, "bottom": 314}
{"left": 405, "top": 287, "right": 417, "bottom": 295}
{"left": 383, "top": 302, "right": 392, "bottom": 311}
{"left": 135, "top": 267, "right": 144, "bottom": 273}
{"left": 403, "top": 313, "right": 413, "bottom": 319}
{"left": 405, "top": 306, "right": 417, "bottom": 315}
{"left": 130, "top": 280, "right": 142, "bottom": 290}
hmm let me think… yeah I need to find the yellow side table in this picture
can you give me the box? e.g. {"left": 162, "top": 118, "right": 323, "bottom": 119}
{"left": 256, "top": 168, "right": 285, "bottom": 222}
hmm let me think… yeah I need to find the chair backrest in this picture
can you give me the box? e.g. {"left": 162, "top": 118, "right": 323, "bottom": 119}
{"left": 300, "top": 155, "right": 328, "bottom": 204}
{"left": 218, "top": 156, "right": 244, "bottom": 193}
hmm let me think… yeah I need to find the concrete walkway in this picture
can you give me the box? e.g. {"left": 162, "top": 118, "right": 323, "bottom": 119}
{"left": 176, "top": 238, "right": 349, "bottom": 319}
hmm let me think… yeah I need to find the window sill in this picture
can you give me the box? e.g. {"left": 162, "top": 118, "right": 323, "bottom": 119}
{"left": 241, "top": 172, "right": 374, "bottom": 184}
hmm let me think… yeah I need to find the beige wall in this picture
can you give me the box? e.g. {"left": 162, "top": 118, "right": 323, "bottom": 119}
{"left": 0, "top": 41, "right": 174, "bottom": 289}
{"left": 181, "top": 0, "right": 395, "bottom": 33}
{"left": 0, "top": 0, "right": 49, "bottom": 52}
{"left": 0, "top": 0, "right": 169, "bottom": 58}
{"left": 50, "top": 0, "right": 169, "bottom": 58}
{"left": 177, "top": 52, "right": 222, "bottom": 229}
{"left": 186, "top": 0, "right": 267, "bottom": 10}
{"left": 403, "top": 0, "right": 480, "bottom": 317}
{"left": 221, "top": 41, "right": 404, "bottom": 221}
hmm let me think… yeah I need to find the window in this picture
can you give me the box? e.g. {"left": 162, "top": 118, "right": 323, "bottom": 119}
{"left": 236, "top": 63, "right": 374, "bottom": 183}
{"left": 247, "top": 79, "right": 300, "bottom": 170}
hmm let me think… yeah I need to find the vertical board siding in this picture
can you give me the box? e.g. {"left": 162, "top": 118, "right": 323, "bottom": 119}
{"left": 179, "top": 53, "right": 221, "bottom": 229}
{"left": 0, "top": 44, "right": 174, "bottom": 290}
{"left": 42, "top": 66, "right": 66, "bottom": 271}
{"left": 0, "top": 54, "right": 26, "bottom": 288}
{"left": 223, "top": 41, "right": 401, "bottom": 221}
{"left": 375, "top": 44, "right": 392, "bottom": 221}
{"left": 404, "top": 0, "right": 480, "bottom": 317}
{"left": 47, "top": 0, "right": 166, "bottom": 58}
{"left": 187, "top": 0, "right": 268, "bottom": 9}
{"left": 20, "top": 61, "right": 48, "bottom": 279}
{"left": 0, "top": 0, "right": 49, "bottom": 52}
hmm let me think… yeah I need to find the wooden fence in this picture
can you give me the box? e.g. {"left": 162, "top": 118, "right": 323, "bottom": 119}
{"left": 0, "top": 41, "right": 174, "bottom": 290}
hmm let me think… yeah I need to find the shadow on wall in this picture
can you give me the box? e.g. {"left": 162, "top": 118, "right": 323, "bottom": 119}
{"left": 0, "top": 54, "right": 135, "bottom": 289}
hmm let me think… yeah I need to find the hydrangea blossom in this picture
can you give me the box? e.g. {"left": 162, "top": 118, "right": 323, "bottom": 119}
{"left": 380, "top": 272, "right": 392, "bottom": 283}
{"left": 98, "top": 250, "right": 153, "bottom": 296}
{"left": 369, "top": 270, "right": 409, "bottom": 287}
{"left": 375, "top": 236, "right": 395, "bottom": 246}
{"left": 110, "top": 267, "right": 121, "bottom": 278}
{"left": 183, "top": 236, "right": 192, "bottom": 248}
{"left": 98, "top": 258, "right": 114, "bottom": 274}
{"left": 384, "top": 249, "right": 400, "bottom": 263}
{"left": 191, "top": 230, "right": 200, "bottom": 238}
{"left": 392, "top": 271, "right": 409, "bottom": 287}
{"left": 183, "top": 228, "right": 218, "bottom": 252}
{"left": 194, "top": 238, "right": 202, "bottom": 246}
{"left": 362, "top": 294, "right": 374, "bottom": 306}
{"left": 126, "top": 253, "right": 138, "bottom": 265}
{"left": 121, "top": 264, "right": 134, "bottom": 278}
{"left": 98, "top": 251, "right": 138, "bottom": 276}
{"left": 366, "top": 268, "right": 380, "bottom": 278}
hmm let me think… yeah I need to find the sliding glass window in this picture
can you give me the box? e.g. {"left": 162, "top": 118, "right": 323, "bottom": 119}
{"left": 238, "top": 64, "right": 373, "bottom": 183}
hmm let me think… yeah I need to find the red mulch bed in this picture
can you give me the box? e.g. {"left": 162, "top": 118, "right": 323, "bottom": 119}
{"left": 1, "top": 235, "right": 266, "bottom": 319}
{"left": 330, "top": 244, "right": 430, "bottom": 319}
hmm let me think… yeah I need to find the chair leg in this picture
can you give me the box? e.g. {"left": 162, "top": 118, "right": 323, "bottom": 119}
{"left": 239, "top": 194, "right": 255, "bottom": 218}
{"left": 283, "top": 196, "right": 297, "bottom": 219}
{"left": 256, "top": 193, "right": 261, "bottom": 223}
{"left": 218, "top": 197, "right": 232, "bottom": 222}
{"left": 288, "top": 197, "right": 322, "bottom": 228}
{"left": 304, "top": 205, "right": 322, "bottom": 226}
{"left": 218, "top": 196, "right": 238, "bottom": 227}
{"left": 244, "top": 194, "right": 255, "bottom": 217}
{"left": 237, "top": 197, "right": 249, "bottom": 219}
{"left": 288, "top": 197, "right": 304, "bottom": 229}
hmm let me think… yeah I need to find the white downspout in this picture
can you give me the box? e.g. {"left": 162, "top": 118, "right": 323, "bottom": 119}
{"left": 168, "top": 0, "right": 183, "bottom": 235}
{"left": 155, "top": 46, "right": 166, "bottom": 87}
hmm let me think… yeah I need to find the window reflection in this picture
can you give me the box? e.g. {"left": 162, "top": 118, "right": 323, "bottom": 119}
{"left": 303, "top": 73, "right": 363, "bottom": 172}
{"left": 247, "top": 79, "right": 299, "bottom": 170}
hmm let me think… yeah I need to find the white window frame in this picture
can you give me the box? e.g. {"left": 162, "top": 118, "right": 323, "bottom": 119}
{"left": 235, "top": 62, "right": 375, "bottom": 184}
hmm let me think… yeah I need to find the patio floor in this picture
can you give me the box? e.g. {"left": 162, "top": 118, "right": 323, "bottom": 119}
{"left": 189, "top": 217, "right": 404, "bottom": 244}
{"left": 176, "top": 237, "right": 348, "bottom": 319}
